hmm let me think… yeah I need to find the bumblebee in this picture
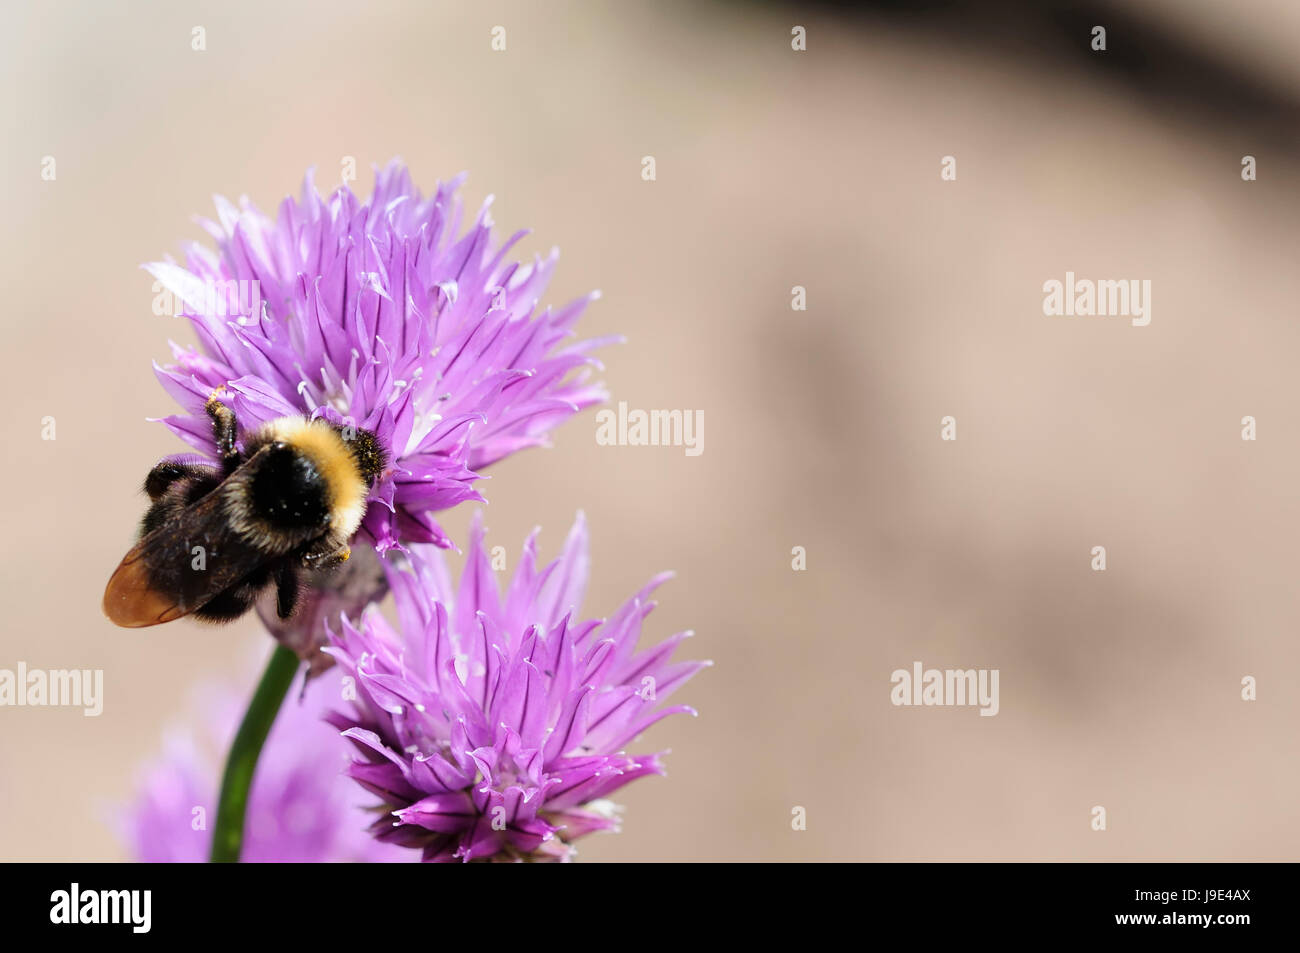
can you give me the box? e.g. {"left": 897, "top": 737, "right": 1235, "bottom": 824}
{"left": 103, "top": 389, "right": 387, "bottom": 627}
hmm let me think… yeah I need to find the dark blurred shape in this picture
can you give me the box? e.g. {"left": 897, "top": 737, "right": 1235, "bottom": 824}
{"left": 772, "top": 0, "right": 1300, "bottom": 150}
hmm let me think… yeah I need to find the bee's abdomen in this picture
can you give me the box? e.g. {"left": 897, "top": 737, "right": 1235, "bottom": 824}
{"left": 248, "top": 443, "right": 331, "bottom": 531}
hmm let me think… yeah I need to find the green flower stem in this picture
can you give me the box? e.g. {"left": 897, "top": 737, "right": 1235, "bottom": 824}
{"left": 209, "top": 643, "right": 301, "bottom": 863}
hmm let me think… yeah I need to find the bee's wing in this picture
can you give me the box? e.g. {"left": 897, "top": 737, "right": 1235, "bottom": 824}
{"left": 102, "top": 552, "right": 189, "bottom": 627}
{"left": 103, "top": 482, "right": 269, "bottom": 627}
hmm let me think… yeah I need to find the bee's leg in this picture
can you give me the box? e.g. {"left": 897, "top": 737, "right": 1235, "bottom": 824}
{"left": 140, "top": 492, "right": 187, "bottom": 536}
{"left": 193, "top": 581, "right": 261, "bottom": 622}
{"left": 273, "top": 560, "right": 300, "bottom": 620}
{"left": 194, "top": 564, "right": 273, "bottom": 623}
{"left": 138, "top": 473, "right": 217, "bottom": 537}
{"left": 205, "top": 387, "right": 242, "bottom": 475}
{"left": 299, "top": 534, "right": 352, "bottom": 572}
{"left": 143, "top": 461, "right": 220, "bottom": 500}
{"left": 193, "top": 586, "right": 257, "bottom": 622}
{"left": 139, "top": 467, "right": 222, "bottom": 537}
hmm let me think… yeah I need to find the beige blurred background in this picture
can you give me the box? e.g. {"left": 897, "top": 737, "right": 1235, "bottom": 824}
{"left": 2, "top": 0, "right": 1300, "bottom": 861}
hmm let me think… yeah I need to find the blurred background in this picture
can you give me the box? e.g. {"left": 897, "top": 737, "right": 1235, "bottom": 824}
{"left": 2, "top": 0, "right": 1300, "bottom": 861}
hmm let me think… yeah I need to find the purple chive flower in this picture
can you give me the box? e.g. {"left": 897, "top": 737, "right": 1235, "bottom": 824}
{"left": 146, "top": 161, "right": 610, "bottom": 554}
{"left": 120, "top": 669, "right": 415, "bottom": 863}
{"left": 324, "top": 514, "right": 708, "bottom": 862}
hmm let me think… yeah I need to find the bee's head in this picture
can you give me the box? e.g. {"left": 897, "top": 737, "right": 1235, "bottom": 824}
{"left": 333, "top": 425, "right": 388, "bottom": 485}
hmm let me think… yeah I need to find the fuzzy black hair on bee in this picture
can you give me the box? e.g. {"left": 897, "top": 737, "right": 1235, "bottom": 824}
{"left": 103, "top": 391, "right": 388, "bottom": 628}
